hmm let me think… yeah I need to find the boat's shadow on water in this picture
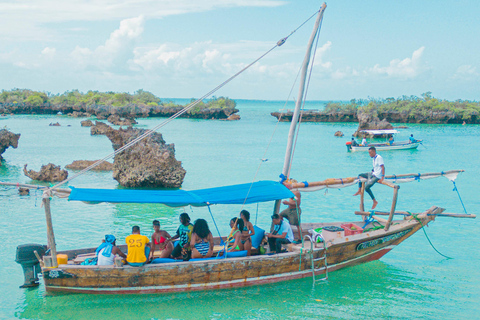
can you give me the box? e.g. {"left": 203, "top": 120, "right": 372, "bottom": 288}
{"left": 16, "top": 261, "right": 438, "bottom": 320}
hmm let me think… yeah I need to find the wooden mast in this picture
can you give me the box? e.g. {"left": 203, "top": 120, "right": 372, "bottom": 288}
{"left": 43, "top": 194, "right": 58, "bottom": 267}
{"left": 274, "top": 2, "right": 327, "bottom": 215}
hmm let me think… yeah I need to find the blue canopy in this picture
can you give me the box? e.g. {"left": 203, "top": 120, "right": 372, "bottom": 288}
{"left": 69, "top": 180, "right": 294, "bottom": 207}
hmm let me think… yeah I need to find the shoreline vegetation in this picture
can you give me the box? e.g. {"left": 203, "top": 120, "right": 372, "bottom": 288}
{"left": 0, "top": 89, "right": 238, "bottom": 120}
{"left": 271, "top": 92, "right": 480, "bottom": 124}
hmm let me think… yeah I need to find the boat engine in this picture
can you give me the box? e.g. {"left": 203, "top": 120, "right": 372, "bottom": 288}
{"left": 346, "top": 141, "right": 352, "bottom": 151}
{"left": 15, "top": 243, "right": 47, "bottom": 288}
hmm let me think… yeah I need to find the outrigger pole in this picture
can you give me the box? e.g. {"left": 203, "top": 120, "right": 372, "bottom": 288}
{"left": 274, "top": 2, "right": 327, "bottom": 215}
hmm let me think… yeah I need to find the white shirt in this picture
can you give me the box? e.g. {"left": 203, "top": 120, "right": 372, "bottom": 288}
{"left": 97, "top": 248, "right": 115, "bottom": 266}
{"left": 372, "top": 154, "right": 384, "bottom": 178}
{"left": 361, "top": 138, "right": 366, "bottom": 145}
{"left": 274, "top": 218, "right": 294, "bottom": 242}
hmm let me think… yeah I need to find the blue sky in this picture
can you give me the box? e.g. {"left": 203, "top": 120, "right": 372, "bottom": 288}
{"left": 0, "top": 0, "right": 479, "bottom": 101}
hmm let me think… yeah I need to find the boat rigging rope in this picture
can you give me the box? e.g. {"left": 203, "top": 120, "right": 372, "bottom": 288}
{"left": 49, "top": 10, "right": 323, "bottom": 191}
{"left": 411, "top": 213, "right": 453, "bottom": 260}
{"left": 287, "top": 14, "right": 324, "bottom": 178}
{"left": 452, "top": 181, "right": 468, "bottom": 214}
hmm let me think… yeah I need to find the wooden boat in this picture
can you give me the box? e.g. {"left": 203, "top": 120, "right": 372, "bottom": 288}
{"left": 40, "top": 206, "right": 445, "bottom": 294}
{"left": 7, "top": 3, "right": 475, "bottom": 295}
{"left": 347, "top": 129, "right": 422, "bottom": 152}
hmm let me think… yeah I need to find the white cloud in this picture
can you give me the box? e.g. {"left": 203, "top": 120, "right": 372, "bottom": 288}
{"left": 70, "top": 16, "right": 144, "bottom": 70}
{"left": 41, "top": 47, "right": 56, "bottom": 57}
{"left": 369, "top": 47, "right": 425, "bottom": 79}
{"left": 453, "top": 65, "right": 478, "bottom": 80}
{"left": 131, "top": 40, "right": 275, "bottom": 77}
{"left": 0, "top": 0, "right": 286, "bottom": 41}
{"left": 313, "top": 41, "right": 333, "bottom": 70}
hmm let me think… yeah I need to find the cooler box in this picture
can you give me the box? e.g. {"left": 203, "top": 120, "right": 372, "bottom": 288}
{"left": 341, "top": 223, "right": 363, "bottom": 236}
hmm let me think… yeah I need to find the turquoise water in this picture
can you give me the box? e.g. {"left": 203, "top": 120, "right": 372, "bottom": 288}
{"left": 1, "top": 100, "right": 479, "bottom": 319}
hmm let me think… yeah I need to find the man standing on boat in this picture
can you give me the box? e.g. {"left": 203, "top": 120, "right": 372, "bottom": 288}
{"left": 353, "top": 146, "right": 385, "bottom": 209}
{"left": 280, "top": 189, "right": 302, "bottom": 243}
{"left": 266, "top": 213, "right": 294, "bottom": 254}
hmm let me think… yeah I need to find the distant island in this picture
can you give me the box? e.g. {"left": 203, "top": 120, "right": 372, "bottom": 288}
{"left": 272, "top": 92, "right": 480, "bottom": 124}
{"left": 0, "top": 89, "right": 238, "bottom": 120}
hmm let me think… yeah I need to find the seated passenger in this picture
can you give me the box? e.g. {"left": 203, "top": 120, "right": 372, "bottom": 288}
{"left": 266, "top": 213, "right": 294, "bottom": 254}
{"left": 126, "top": 226, "right": 151, "bottom": 267}
{"left": 409, "top": 134, "right": 417, "bottom": 143}
{"left": 351, "top": 137, "right": 358, "bottom": 146}
{"left": 96, "top": 234, "right": 126, "bottom": 266}
{"left": 169, "top": 213, "right": 194, "bottom": 260}
{"left": 361, "top": 137, "right": 367, "bottom": 146}
{"left": 190, "top": 219, "right": 214, "bottom": 259}
{"left": 388, "top": 136, "right": 394, "bottom": 145}
{"left": 240, "top": 210, "right": 255, "bottom": 256}
{"left": 149, "top": 220, "right": 174, "bottom": 260}
{"left": 227, "top": 217, "right": 244, "bottom": 252}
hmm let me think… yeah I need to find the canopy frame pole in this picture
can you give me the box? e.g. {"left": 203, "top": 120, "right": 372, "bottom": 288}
{"left": 384, "top": 186, "right": 399, "bottom": 231}
{"left": 43, "top": 196, "right": 58, "bottom": 267}
{"left": 360, "top": 182, "right": 365, "bottom": 215}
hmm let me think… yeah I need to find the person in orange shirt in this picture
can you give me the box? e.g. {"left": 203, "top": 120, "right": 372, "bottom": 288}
{"left": 126, "top": 226, "right": 151, "bottom": 267}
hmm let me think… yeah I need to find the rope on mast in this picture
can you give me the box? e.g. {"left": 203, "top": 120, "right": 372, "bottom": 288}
{"left": 49, "top": 10, "right": 325, "bottom": 191}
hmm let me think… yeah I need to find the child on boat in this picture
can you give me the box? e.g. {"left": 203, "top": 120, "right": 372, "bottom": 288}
{"left": 169, "top": 213, "right": 194, "bottom": 261}
{"left": 226, "top": 217, "right": 244, "bottom": 252}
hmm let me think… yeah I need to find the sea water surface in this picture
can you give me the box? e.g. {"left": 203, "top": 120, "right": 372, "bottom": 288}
{"left": 1, "top": 99, "right": 479, "bottom": 319}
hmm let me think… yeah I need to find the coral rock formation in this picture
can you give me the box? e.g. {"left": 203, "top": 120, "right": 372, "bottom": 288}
{"left": 23, "top": 163, "right": 68, "bottom": 182}
{"left": 0, "top": 129, "right": 20, "bottom": 166}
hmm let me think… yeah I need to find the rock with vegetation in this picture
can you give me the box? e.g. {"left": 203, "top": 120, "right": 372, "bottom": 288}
{"left": 0, "top": 129, "right": 20, "bottom": 165}
{"left": 104, "top": 126, "right": 186, "bottom": 188}
{"left": 0, "top": 89, "right": 239, "bottom": 120}
{"left": 271, "top": 93, "right": 480, "bottom": 124}
{"left": 334, "top": 131, "right": 344, "bottom": 137}
{"left": 23, "top": 163, "right": 68, "bottom": 182}
{"left": 65, "top": 160, "right": 113, "bottom": 171}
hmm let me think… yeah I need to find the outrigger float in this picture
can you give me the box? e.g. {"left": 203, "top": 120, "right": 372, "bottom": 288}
{"left": 6, "top": 3, "right": 475, "bottom": 294}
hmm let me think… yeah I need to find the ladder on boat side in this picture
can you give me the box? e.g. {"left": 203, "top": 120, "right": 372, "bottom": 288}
{"left": 302, "top": 234, "right": 328, "bottom": 282}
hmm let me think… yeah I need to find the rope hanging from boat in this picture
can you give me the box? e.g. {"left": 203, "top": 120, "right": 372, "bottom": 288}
{"left": 48, "top": 11, "right": 323, "bottom": 191}
{"left": 207, "top": 204, "right": 224, "bottom": 245}
{"left": 411, "top": 213, "right": 453, "bottom": 259}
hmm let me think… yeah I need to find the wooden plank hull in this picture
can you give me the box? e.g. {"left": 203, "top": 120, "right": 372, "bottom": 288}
{"left": 42, "top": 214, "right": 433, "bottom": 294}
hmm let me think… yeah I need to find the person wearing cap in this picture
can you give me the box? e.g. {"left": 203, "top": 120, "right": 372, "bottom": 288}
{"left": 96, "top": 235, "right": 126, "bottom": 266}
{"left": 266, "top": 213, "right": 294, "bottom": 254}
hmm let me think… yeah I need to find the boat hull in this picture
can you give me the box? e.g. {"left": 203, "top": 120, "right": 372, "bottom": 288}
{"left": 350, "top": 142, "right": 420, "bottom": 152}
{"left": 42, "top": 216, "right": 430, "bottom": 294}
